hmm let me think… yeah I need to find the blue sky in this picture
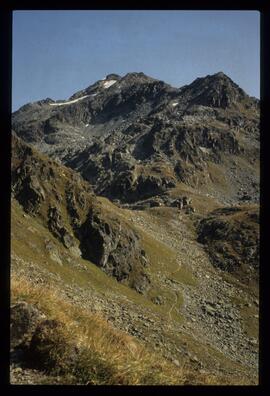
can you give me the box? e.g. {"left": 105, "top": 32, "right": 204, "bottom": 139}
{"left": 12, "top": 10, "right": 260, "bottom": 111}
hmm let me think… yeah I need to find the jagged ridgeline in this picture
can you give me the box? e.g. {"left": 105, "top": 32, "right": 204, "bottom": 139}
{"left": 12, "top": 71, "right": 259, "bottom": 205}
{"left": 11, "top": 71, "right": 260, "bottom": 385}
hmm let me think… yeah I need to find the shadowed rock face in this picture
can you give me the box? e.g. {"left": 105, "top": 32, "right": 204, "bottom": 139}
{"left": 197, "top": 206, "right": 259, "bottom": 284}
{"left": 180, "top": 72, "right": 249, "bottom": 109}
{"left": 104, "top": 171, "right": 176, "bottom": 203}
{"left": 28, "top": 319, "right": 78, "bottom": 373}
{"left": 12, "top": 71, "right": 259, "bottom": 205}
{"left": 10, "top": 302, "right": 46, "bottom": 350}
{"left": 13, "top": 174, "right": 45, "bottom": 215}
{"left": 11, "top": 134, "right": 150, "bottom": 292}
{"left": 78, "top": 207, "right": 150, "bottom": 292}
{"left": 47, "top": 206, "right": 75, "bottom": 249}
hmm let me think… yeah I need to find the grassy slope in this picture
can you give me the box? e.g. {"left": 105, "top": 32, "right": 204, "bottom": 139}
{"left": 11, "top": 200, "right": 225, "bottom": 385}
{"left": 11, "top": 275, "right": 187, "bottom": 385}
{"left": 11, "top": 198, "right": 257, "bottom": 385}
{"left": 11, "top": 134, "right": 258, "bottom": 385}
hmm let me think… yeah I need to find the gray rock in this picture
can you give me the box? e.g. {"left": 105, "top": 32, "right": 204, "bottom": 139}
{"left": 253, "top": 299, "right": 259, "bottom": 307}
{"left": 152, "top": 295, "right": 165, "bottom": 305}
{"left": 28, "top": 319, "right": 79, "bottom": 372}
{"left": 62, "top": 232, "right": 74, "bottom": 249}
{"left": 202, "top": 304, "right": 216, "bottom": 316}
{"left": 78, "top": 207, "right": 150, "bottom": 292}
{"left": 12, "top": 71, "right": 259, "bottom": 206}
{"left": 14, "top": 174, "right": 45, "bottom": 215}
{"left": 47, "top": 206, "right": 75, "bottom": 249}
{"left": 197, "top": 207, "right": 259, "bottom": 282}
{"left": 172, "top": 359, "right": 180, "bottom": 367}
{"left": 10, "top": 302, "right": 46, "bottom": 349}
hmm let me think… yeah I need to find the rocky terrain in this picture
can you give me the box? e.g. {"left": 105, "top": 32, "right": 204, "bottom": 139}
{"left": 11, "top": 71, "right": 259, "bottom": 385}
{"left": 11, "top": 134, "right": 150, "bottom": 293}
{"left": 12, "top": 71, "right": 259, "bottom": 205}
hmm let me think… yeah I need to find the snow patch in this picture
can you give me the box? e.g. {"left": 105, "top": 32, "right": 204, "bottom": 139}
{"left": 171, "top": 102, "right": 178, "bottom": 107}
{"left": 85, "top": 124, "right": 89, "bottom": 127}
{"left": 49, "top": 95, "right": 89, "bottom": 106}
{"left": 90, "top": 93, "right": 97, "bottom": 97}
{"left": 103, "top": 80, "right": 117, "bottom": 89}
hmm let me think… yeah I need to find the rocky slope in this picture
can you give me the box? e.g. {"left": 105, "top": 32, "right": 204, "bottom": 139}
{"left": 12, "top": 71, "right": 259, "bottom": 205}
{"left": 11, "top": 71, "right": 260, "bottom": 385}
{"left": 11, "top": 134, "right": 150, "bottom": 293}
{"left": 11, "top": 136, "right": 259, "bottom": 385}
{"left": 197, "top": 206, "right": 259, "bottom": 285}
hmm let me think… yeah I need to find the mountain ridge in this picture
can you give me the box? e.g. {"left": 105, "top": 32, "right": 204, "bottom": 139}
{"left": 11, "top": 71, "right": 260, "bottom": 384}
{"left": 13, "top": 71, "right": 258, "bottom": 112}
{"left": 12, "top": 71, "right": 259, "bottom": 207}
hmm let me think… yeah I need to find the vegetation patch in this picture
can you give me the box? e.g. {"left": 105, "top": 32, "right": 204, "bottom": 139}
{"left": 11, "top": 274, "right": 226, "bottom": 385}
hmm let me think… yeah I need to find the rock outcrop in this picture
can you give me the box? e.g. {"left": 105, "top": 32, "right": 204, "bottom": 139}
{"left": 28, "top": 319, "right": 78, "bottom": 373}
{"left": 47, "top": 206, "right": 75, "bottom": 249}
{"left": 10, "top": 302, "right": 46, "bottom": 350}
{"left": 197, "top": 206, "right": 259, "bottom": 284}
{"left": 12, "top": 72, "right": 259, "bottom": 205}
{"left": 78, "top": 207, "right": 150, "bottom": 292}
{"left": 11, "top": 134, "right": 150, "bottom": 292}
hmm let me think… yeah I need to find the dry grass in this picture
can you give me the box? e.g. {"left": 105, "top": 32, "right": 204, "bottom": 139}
{"left": 11, "top": 274, "right": 237, "bottom": 385}
{"left": 11, "top": 201, "right": 257, "bottom": 386}
{"left": 11, "top": 274, "right": 185, "bottom": 385}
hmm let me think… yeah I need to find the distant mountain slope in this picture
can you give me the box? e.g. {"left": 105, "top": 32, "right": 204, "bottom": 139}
{"left": 12, "top": 72, "right": 259, "bottom": 205}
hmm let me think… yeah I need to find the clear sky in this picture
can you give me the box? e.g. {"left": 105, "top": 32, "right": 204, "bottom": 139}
{"left": 12, "top": 10, "right": 260, "bottom": 111}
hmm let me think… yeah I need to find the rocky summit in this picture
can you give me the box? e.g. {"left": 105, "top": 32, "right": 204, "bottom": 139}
{"left": 11, "top": 72, "right": 259, "bottom": 385}
{"left": 12, "top": 71, "right": 259, "bottom": 205}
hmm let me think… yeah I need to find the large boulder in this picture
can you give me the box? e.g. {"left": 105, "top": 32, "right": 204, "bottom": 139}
{"left": 28, "top": 319, "right": 78, "bottom": 373}
{"left": 10, "top": 302, "right": 46, "bottom": 349}
{"left": 78, "top": 207, "right": 150, "bottom": 292}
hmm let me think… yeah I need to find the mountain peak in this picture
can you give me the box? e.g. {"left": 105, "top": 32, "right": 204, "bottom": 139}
{"left": 104, "top": 73, "right": 121, "bottom": 80}
{"left": 209, "top": 71, "right": 241, "bottom": 88}
{"left": 212, "top": 71, "right": 229, "bottom": 79}
{"left": 12, "top": 69, "right": 259, "bottom": 207}
{"left": 183, "top": 71, "right": 248, "bottom": 109}
{"left": 121, "top": 71, "right": 156, "bottom": 82}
